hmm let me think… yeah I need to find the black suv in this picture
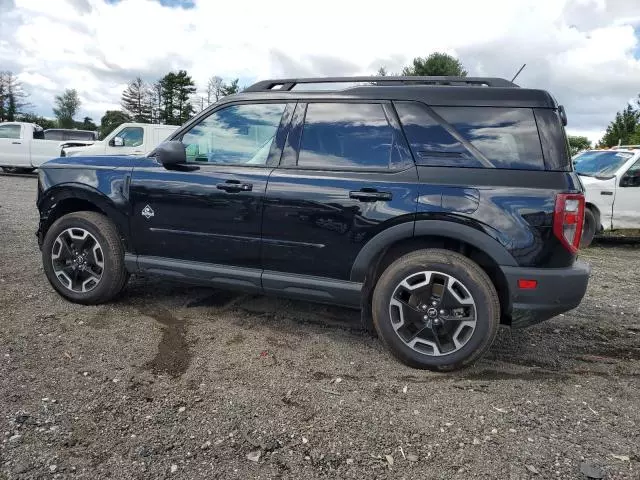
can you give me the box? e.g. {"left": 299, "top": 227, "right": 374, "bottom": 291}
{"left": 36, "top": 76, "right": 590, "bottom": 370}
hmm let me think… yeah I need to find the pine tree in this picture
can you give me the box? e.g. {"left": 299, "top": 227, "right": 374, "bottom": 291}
{"left": 158, "top": 70, "right": 196, "bottom": 125}
{"left": 0, "top": 71, "right": 31, "bottom": 122}
{"left": 597, "top": 105, "right": 639, "bottom": 147}
{"left": 221, "top": 79, "right": 239, "bottom": 96}
{"left": 121, "top": 77, "right": 152, "bottom": 123}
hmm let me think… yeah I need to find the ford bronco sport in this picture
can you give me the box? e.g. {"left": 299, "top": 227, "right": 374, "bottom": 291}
{"left": 36, "top": 76, "right": 590, "bottom": 370}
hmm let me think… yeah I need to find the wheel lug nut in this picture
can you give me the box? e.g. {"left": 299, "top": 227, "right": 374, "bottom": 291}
{"left": 439, "top": 309, "right": 445, "bottom": 315}
{"left": 431, "top": 301, "right": 438, "bottom": 306}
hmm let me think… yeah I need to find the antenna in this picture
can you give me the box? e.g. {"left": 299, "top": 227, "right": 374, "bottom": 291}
{"left": 511, "top": 63, "right": 526, "bottom": 83}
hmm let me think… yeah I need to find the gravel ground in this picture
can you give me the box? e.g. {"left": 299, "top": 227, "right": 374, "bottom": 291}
{"left": 0, "top": 174, "right": 639, "bottom": 480}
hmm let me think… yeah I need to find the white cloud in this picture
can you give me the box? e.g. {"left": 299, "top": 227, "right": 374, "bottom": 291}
{"left": 0, "top": 0, "right": 638, "bottom": 145}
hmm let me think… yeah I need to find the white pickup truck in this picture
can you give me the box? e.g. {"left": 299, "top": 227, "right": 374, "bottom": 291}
{"left": 63, "top": 123, "right": 178, "bottom": 157}
{"left": 574, "top": 148, "right": 640, "bottom": 246}
{"left": 0, "top": 122, "right": 85, "bottom": 172}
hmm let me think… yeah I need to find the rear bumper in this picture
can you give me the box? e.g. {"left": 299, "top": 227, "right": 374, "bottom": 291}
{"left": 500, "top": 260, "right": 591, "bottom": 328}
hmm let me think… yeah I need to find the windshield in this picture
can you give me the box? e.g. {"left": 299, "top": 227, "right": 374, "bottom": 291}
{"left": 574, "top": 151, "right": 634, "bottom": 177}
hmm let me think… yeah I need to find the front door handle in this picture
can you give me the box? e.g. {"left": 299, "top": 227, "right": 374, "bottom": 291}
{"left": 216, "top": 180, "right": 253, "bottom": 192}
{"left": 349, "top": 189, "right": 392, "bottom": 202}
{"left": 11, "top": 141, "right": 21, "bottom": 145}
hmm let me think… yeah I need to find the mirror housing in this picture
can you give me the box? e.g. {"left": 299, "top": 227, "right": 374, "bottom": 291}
{"left": 155, "top": 141, "right": 186, "bottom": 167}
{"left": 109, "top": 136, "right": 124, "bottom": 147}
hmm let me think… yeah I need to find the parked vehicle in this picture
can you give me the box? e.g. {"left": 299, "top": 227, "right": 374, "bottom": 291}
{"left": 0, "top": 122, "right": 72, "bottom": 173}
{"left": 62, "top": 123, "right": 178, "bottom": 157}
{"left": 574, "top": 148, "right": 640, "bottom": 246}
{"left": 44, "top": 129, "right": 98, "bottom": 142}
{"left": 36, "top": 76, "right": 590, "bottom": 370}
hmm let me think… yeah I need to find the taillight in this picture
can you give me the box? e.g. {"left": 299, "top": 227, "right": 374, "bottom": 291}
{"left": 553, "top": 193, "right": 585, "bottom": 254}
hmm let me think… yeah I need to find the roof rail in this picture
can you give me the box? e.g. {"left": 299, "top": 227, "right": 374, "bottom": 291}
{"left": 612, "top": 145, "right": 640, "bottom": 150}
{"left": 244, "top": 76, "right": 518, "bottom": 92}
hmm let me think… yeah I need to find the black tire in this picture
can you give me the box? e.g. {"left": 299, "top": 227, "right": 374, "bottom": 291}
{"left": 42, "top": 211, "right": 128, "bottom": 304}
{"left": 580, "top": 208, "right": 596, "bottom": 248}
{"left": 372, "top": 249, "right": 500, "bottom": 371}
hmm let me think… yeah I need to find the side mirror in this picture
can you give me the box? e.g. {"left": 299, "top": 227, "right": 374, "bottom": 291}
{"left": 155, "top": 141, "right": 186, "bottom": 167}
{"left": 113, "top": 136, "right": 124, "bottom": 147}
{"left": 620, "top": 171, "right": 640, "bottom": 187}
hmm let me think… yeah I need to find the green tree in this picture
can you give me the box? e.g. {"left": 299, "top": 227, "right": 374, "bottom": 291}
{"left": 0, "top": 71, "right": 30, "bottom": 122}
{"left": 567, "top": 135, "right": 591, "bottom": 156}
{"left": 158, "top": 70, "right": 196, "bottom": 125}
{"left": 376, "top": 66, "right": 388, "bottom": 76}
{"left": 597, "top": 104, "right": 639, "bottom": 147}
{"left": 53, "top": 89, "right": 81, "bottom": 128}
{"left": 121, "top": 77, "right": 152, "bottom": 123}
{"left": 15, "top": 113, "right": 57, "bottom": 130}
{"left": 78, "top": 116, "right": 97, "bottom": 131}
{"left": 221, "top": 78, "right": 240, "bottom": 97}
{"left": 99, "top": 110, "right": 131, "bottom": 139}
{"left": 402, "top": 53, "right": 468, "bottom": 77}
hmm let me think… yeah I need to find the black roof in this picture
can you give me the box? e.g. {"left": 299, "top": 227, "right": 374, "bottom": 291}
{"left": 228, "top": 76, "right": 557, "bottom": 109}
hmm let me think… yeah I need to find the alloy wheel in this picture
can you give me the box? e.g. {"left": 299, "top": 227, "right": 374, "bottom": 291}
{"left": 389, "top": 271, "right": 477, "bottom": 356}
{"left": 51, "top": 227, "right": 104, "bottom": 293}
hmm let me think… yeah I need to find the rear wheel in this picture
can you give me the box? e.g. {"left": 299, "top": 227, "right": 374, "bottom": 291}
{"left": 580, "top": 208, "right": 596, "bottom": 248}
{"left": 42, "top": 212, "right": 129, "bottom": 304}
{"left": 372, "top": 249, "right": 500, "bottom": 371}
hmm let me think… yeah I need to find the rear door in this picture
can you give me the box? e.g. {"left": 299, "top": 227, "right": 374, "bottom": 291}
{"left": 261, "top": 102, "right": 418, "bottom": 290}
{"left": 129, "top": 102, "right": 293, "bottom": 281}
{"left": 613, "top": 157, "right": 640, "bottom": 228}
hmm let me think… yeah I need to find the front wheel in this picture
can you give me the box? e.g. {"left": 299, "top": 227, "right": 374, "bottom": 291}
{"left": 372, "top": 249, "right": 500, "bottom": 371}
{"left": 41, "top": 211, "right": 129, "bottom": 304}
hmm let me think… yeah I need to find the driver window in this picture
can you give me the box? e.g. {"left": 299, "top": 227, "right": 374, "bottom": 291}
{"left": 117, "top": 127, "right": 144, "bottom": 147}
{"left": 181, "top": 103, "right": 286, "bottom": 165}
{"left": 622, "top": 158, "right": 640, "bottom": 187}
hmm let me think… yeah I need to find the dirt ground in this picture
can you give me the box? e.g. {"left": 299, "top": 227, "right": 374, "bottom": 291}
{"left": 0, "top": 174, "right": 639, "bottom": 480}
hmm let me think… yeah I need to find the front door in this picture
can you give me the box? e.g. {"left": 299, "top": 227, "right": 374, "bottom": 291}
{"left": 107, "top": 126, "right": 145, "bottom": 156}
{"left": 261, "top": 102, "right": 419, "bottom": 284}
{"left": 613, "top": 157, "right": 640, "bottom": 229}
{"left": 129, "top": 102, "right": 292, "bottom": 284}
{"left": 0, "top": 124, "right": 28, "bottom": 167}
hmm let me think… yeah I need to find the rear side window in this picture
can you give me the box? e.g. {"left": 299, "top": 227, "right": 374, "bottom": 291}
{"left": 44, "top": 130, "right": 64, "bottom": 141}
{"left": 396, "top": 102, "right": 545, "bottom": 170}
{"left": 298, "top": 103, "right": 402, "bottom": 170}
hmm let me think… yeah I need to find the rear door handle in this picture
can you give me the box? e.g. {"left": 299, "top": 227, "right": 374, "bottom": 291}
{"left": 216, "top": 180, "right": 253, "bottom": 192}
{"left": 349, "top": 189, "right": 393, "bottom": 202}
{"left": 600, "top": 191, "right": 613, "bottom": 196}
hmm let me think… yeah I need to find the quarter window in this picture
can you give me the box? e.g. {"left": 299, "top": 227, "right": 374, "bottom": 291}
{"left": 181, "top": 103, "right": 287, "bottom": 165}
{"left": 396, "top": 102, "right": 545, "bottom": 170}
{"left": 434, "top": 106, "right": 544, "bottom": 170}
{"left": 0, "top": 124, "right": 21, "bottom": 139}
{"left": 298, "top": 103, "right": 399, "bottom": 170}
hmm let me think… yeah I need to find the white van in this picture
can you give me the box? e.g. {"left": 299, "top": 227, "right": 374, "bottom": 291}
{"left": 62, "top": 123, "right": 179, "bottom": 157}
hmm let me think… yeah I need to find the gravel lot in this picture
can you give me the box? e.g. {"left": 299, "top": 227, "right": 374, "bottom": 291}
{"left": 1, "top": 174, "right": 639, "bottom": 480}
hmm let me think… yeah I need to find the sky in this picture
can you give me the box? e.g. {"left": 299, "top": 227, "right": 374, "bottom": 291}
{"left": 0, "top": 0, "right": 639, "bottom": 144}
